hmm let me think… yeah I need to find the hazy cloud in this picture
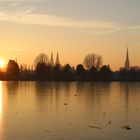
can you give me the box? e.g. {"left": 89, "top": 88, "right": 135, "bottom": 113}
{"left": 0, "top": 47, "right": 24, "bottom": 52}
{"left": 0, "top": 8, "right": 140, "bottom": 34}
{"left": 0, "top": 0, "right": 46, "bottom": 1}
{"left": 125, "top": 26, "right": 140, "bottom": 30}
{"left": 0, "top": 9, "right": 120, "bottom": 32}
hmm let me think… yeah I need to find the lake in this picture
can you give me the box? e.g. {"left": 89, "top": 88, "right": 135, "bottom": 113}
{"left": 0, "top": 81, "right": 140, "bottom": 140}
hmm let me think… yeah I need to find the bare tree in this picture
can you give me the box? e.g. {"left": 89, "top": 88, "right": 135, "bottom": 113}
{"left": 83, "top": 53, "right": 103, "bottom": 70}
{"left": 34, "top": 53, "right": 48, "bottom": 66}
{"left": 34, "top": 53, "right": 49, "bottom": 76}
{"left": 83, "top": 54, "right": 96, "bottom": 70}
{"left": 95, "top": 55, "right": 103, "bottom": 70}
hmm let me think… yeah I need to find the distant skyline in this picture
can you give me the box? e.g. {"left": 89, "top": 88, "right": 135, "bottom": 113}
{"left": 0, "top": 0, "right": 140, "bottom": 70}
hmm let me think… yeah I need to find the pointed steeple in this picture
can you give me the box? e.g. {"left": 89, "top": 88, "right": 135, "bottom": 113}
{"left": 124, "top": 48, "right": 130, "bottom": 70}
{"left": 50, "top": 52, "right": 54, "bottom": 67}
{"left": 15, "top": 57, "right": 17, "bottom": 63}
{"left": 55, "top": 52, "right": 60, "bottom": 65}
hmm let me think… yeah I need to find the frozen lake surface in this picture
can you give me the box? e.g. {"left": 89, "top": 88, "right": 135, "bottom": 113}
{"left": 0, "top": 81, "right": 140, "bottom": 140}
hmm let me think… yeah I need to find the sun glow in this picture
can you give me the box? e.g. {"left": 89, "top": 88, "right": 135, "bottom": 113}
{"left": 0, "top": 59, "right": 5, "bottom": 68}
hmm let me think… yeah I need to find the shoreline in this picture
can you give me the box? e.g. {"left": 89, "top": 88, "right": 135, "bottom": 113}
{"left": 0, "top": 77, "right": 140, "bottom": 82}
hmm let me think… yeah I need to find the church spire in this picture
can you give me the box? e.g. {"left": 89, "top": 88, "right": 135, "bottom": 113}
{"left": 55, "top": 52, "right": 60, "bottom": 65}
{"left": 124, "top": 48, "right": 130, "bottom": 70}
{"left": 50, "top": 52, "right": 54, "bottom": 67}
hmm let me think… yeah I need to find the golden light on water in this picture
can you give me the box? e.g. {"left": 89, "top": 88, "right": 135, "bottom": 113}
{"left": 0, "top": 81, "right": 3, "bottom": 140}
{"left": 0, "top": 81, "right": 2, "bottom": 114}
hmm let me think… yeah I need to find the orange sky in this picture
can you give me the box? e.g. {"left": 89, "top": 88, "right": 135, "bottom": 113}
{"left": 0, "top": 0, "right": 140, "bottom": 70}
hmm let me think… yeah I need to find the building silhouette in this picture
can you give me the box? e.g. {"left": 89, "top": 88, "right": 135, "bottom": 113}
{"left": 49, "top": 52, "right": 60, "bottom": 66}
{"left": 124, "top": 48, "right": 130, "bottom": 70}
{"left": 50, "top": 52, "right": 54, "bottom": 67}
{"left": 55, "top": 52, "right": 60, "bottom": 65}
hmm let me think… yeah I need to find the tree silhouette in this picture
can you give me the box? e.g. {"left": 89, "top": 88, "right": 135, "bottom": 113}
{"left": 129, "top": 67, "right": 136, "bottom": 78}
{"left": 46, "top": 64, "right": 53, "bottom": 76}
{"left": 0, "top": 50, "right": 139, "bottom": 81}
{"left": 89, "top": 66, "right": 98, "bottom": 77}
{"left": 36, "top": 62, "right": 47, "bottom": 76}
{"left": 84, "top": 53, "right": 103, "bottom": 70}
{"left": 100, "top": 65, "right": 112, "bottom": 77}
{"left": 62, "top": 64, "right": 73, "bottom": 76}
{"left": 76, "top": 64, "right": 85, "bottom": 76}
{"left": 6, "top": 60, "right": 20, "bottom": 75}
{"left": 95, "top": 55, "right": 103, "bottom": 70}
{"left": 54, "top": 64, "right": 61, "bottom": 75}
{"left": 34, "top": 53, "right": 48, "bottom": 65}
{"left": 119, "top": 68, "right": 128, "bottom": 78}
{"left": 34, "top": 53, "right": 49, "bottom": 76}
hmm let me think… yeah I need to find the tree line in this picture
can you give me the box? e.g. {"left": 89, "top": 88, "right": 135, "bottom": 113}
{"left": 0, "top": 53, "right": 140, "bottom": 81}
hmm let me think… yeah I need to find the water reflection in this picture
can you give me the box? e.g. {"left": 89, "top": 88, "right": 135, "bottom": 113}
{"left": 34, "top": 82, "right": 74, "bottom": 112}
{"left": 123, "top": 83, "right": 130, "bottom": 119}
{"left": 76, "top": 82, "right": 111, "bottom": 107}
{"left": 0, "top": 81, "right": 4, "bottom": 140}
{"left": 119, "top": 82, "right": 140, "bottom": 123}
{"left": 0, "top": 81, "right": 2, "bottom": 114}
{"left": 5, "top": 81, "right": 19, "bottom": 95}
{"left": 1, "top": 81, "right": 140, "bottom": 140}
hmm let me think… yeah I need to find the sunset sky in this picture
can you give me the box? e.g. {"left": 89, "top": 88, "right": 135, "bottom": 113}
{"left": 0, "top": 0, "right": 140, "bottom": 70}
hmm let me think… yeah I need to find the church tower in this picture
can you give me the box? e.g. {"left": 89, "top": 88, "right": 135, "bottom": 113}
{"left": 55, "top": 52, "right": 60, "bottom": 65}
{"left": 124, "top": 48, "right": 130, "bottom": 70}
{"left": 50, "top": 52, "right": 54, "bottom": 67}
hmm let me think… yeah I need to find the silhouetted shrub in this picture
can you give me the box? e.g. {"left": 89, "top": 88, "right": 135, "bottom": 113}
{"left": 76, "top": 64, "right": 86, "bottom": 76}
{"left": 89, "top": 66, "right": 98, "bottom": 77}
{"left": 36, "top": 62, "right": 47, "bottom": 76}
{"left": 62, "top": 64, "right": 73, "bottom": 76}
{"left": 54, "top": 64, "right": 61, "bottom": 75}
{"left": 119, "top": 68, "right": 128, "bottom": 77}
{"left": 99, "top": 65, "right": 112, "bottom": 77}
{"left": 46, "top": 64, "right": 53, "bottom": 76}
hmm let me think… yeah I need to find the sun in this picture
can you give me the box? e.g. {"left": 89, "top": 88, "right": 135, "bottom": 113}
{"left": 0, "top": 59, "right": 5, "bottom": 68}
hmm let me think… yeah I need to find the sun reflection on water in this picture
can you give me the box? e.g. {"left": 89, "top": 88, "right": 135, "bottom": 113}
{"left": 0, "top": 81, "right": 2, "bottom": 114}
{"left": 0, "top": 81, "right": 3, "bottom": 140}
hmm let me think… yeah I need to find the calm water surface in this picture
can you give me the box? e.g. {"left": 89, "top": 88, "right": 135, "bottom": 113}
{"left": 0, "top": 81, "right": 140, "bottom": 140}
